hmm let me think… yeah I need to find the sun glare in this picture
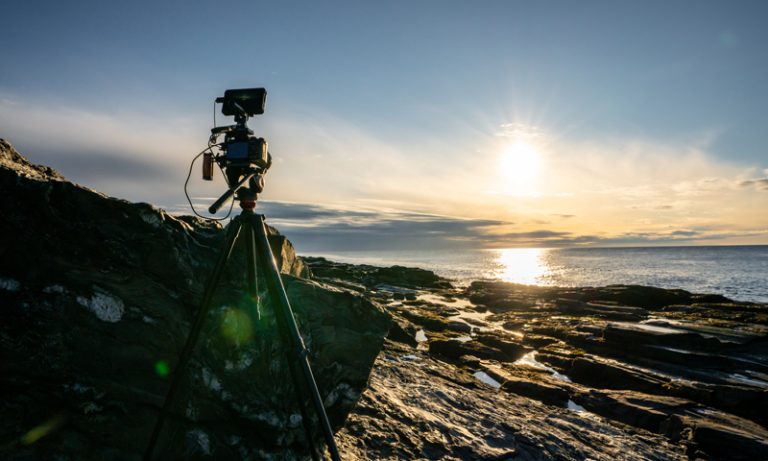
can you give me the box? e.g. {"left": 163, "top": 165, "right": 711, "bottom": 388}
{"left": 491, "top": 248, "right": 549, "bottom": 285}
{"left": 499, "top": 141, "right": 542, "bottom": 194}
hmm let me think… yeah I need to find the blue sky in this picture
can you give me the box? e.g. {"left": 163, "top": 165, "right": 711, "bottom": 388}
{"left": 2, "top": 1, "right": 767, "bottom": 251}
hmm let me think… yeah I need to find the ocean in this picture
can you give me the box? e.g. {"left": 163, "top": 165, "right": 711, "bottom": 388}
{"left": 302, "top": 246, "right": 768, "bottom": 303}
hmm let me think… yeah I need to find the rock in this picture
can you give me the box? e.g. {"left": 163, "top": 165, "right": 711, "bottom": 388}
{"left": 554, "top": 300, "right": 649, "bottom": 321}
{"left": 668, "top": 381, "right": 768, "bottom": 428}
{"left": 572, "top": 285, "right": 695, "bottom": 309}
{"left": 446, "top": 321, "right": 472, "bottom": 334}
{"left": 602, "top": 322, "right": 726, "bottom": 353}
{"left": 478, "top": 362, "right": 571, "bottom": 407}
{"left": 466, "top": 282, "right": 542, "bottom": 311}
{"left": 375, "top": 277, "right": 768, "bottom": 461}
{"left": 304, "top": 257, "right": 452, "bottom": 290}
{"left": 429, "top": 336, "right": 529, "bottom": 364}
{"left": 501, "top": 377, "right": 570, "bottom": 406}
{"left": 374, "top": 266, "right": 450, "bottom": 289}
{"left": 398, "top": 309, "right": 453, "bottom": 333}
{"left": 567, "top": 357, "right": 669, "bottom": 394}
{"left": 336, "top": 342, "right": 688, "bottom": 460}
{"left": 0, "top": 138, "right": 64, "bottom": 181}
{"left": 574, "top": 389, "right": 768, "bottom": 461}
{"left": 682, "top": 412, "right": 768, "bottom": 461}
{"left": 0, "top": 140, "right": 390, "bottom": 460}
{"left": 575, "top": 389, "right": 693, "bottom": 434}
{"left": 264, "top": 227, "right": 311, "bottom": 278}
{"left": 474, "top": 333, "right": 531, "bottom": 361}
{"left": 385, "top": 319, "right": 420, "bottom": 347}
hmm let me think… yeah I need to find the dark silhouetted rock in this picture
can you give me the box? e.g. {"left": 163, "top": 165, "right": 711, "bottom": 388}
{"left": 0, "top": 140, "right": 390, "bottom": 460}
{"left": 304, "top": 257, "right": 452, "bottom": 290}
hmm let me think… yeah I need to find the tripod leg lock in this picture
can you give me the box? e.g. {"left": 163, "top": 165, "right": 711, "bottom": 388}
{"left": 293, "top": 346, "right": 309, "bottom": 361}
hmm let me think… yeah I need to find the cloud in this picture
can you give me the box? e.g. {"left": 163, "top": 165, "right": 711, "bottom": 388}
{"left": 739, "top": 178, "right": 768, "bottom": 190}
{"left": 249, "top": 201, "right": 507, "bottom": 252}
{"left": 495, "top": 123, "right": 543, "bottom": 140}
{"left": 201, "top": 200, "right": 767, "bottom": 253}
{"left": 0, "top": 94, "right": 205, "bottom": 204}
{"left": 670, "top": 230, "right": 698, "bottom": 237}
{"left": 27, "top": 147, "right": 166, "bottom": 181}
{"left": 473, "top": 229, "right": 600, "bottom": 248}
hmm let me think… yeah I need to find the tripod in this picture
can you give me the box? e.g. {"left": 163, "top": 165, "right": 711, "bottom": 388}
{"left": 143, "top": 190, "right": 341, "bottom": 461}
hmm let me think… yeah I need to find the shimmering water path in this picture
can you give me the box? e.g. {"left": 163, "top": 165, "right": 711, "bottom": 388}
{"left": 305, "top": 246, "right": 768, "bottom": 303}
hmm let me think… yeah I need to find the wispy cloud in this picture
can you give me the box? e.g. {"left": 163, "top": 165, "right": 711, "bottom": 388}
{"left": 229, "top": 201, "right": 767, "bottom": 252}
{"left": 0, "top": 94, "right": 205, "bottom": 204}
{"left": 740, "top": 178, "right": 768, "bottom": 191}
{"left": 253, "top": 201, "right": 507, "bottom": 251}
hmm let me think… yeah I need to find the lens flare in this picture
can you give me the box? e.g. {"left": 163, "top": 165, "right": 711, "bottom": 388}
{"left": 21, "top": 414, "right": 66, "bottom": 445}
{"left": 154, "top": 360, "right": 170, "bottom": 378}
{"left": 220, "top": 307, "right": 253, "bottom": 346}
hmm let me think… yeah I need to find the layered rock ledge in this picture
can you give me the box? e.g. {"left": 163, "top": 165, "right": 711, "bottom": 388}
{"left": 304, "top": 258, "right": 768, "bottom": 460}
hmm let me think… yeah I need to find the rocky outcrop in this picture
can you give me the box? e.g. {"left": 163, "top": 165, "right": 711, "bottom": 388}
{"left": 266, "top": 230, "right": 311, "bottom": 279}
{"left": 307, "top": 258, "right": 768, "bottom": 460}
{"left": 304, "top": 257, "right": 452, "bottom": 290}
{"left": 0, "top": 140, "right": 390, "bottom": 460}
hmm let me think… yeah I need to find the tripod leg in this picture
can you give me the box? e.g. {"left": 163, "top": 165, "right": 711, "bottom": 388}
{"left": 245, "top": 220, "right": 320, "bottom": 461}
{"left": 243, "top": 218, "right": 260, "bottom": 320}
{"left": 143, "top": 217, "right": 243, "bottom": 461}
{"left": 251, "top": 214, "right": 342, "bottom": 461}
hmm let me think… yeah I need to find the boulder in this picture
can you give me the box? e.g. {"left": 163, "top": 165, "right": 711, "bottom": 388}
{"left": 264, "top": 228, "right": 311, "bottom": 279}
{"left": 0, "top": 140, "right": 390, "bottom": 460}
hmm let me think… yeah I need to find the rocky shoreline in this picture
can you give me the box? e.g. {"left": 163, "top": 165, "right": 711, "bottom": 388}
{"left": 1, "top": 139, "right": 767, "bottom": 460}
{"left": 305, "top": 257, "right": 768, "bottom": 460}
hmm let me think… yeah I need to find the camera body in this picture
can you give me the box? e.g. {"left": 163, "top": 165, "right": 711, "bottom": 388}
{"left": 221, "top": 126, "right": 269, "bottom": 169}
{"left": 204, "top": 88, "right": 271, "bottom": 182}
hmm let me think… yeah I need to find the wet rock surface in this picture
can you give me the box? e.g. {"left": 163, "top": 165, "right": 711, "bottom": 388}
{"left": 0, "top": 141, "right": 389, "bottom": 460}
{"left": 304, "top": 258, "right": 768, "bottom": 460}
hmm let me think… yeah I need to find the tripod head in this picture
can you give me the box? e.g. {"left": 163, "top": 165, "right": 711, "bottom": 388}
{"left": 203, "top": 88, "right": 272, "bottom": 214}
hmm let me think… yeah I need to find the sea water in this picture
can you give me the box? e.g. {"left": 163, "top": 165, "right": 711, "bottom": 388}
{"left": 303, "top": 246, "right": 768, "bottom": 303}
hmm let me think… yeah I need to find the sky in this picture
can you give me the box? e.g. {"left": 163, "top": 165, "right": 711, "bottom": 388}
{"left": 1, "top": 0, "right": 767, "bottom": 252}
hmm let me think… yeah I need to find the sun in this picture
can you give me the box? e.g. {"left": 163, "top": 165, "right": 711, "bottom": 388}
{"left": 499, "top": 141, "right": 542, "bottom": 193}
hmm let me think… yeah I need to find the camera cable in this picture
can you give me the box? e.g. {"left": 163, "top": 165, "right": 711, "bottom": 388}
{"left": 183, "top": 146, "right": 235, "bottom": 221}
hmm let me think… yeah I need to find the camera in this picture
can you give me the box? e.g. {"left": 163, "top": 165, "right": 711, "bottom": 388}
{"left": 204, "top": 88, "right": 271, "bottom": 182}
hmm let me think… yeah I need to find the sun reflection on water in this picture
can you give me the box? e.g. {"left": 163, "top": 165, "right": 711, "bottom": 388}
{"left": 489, "top": 248, "right": 550, "bottom": 285}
